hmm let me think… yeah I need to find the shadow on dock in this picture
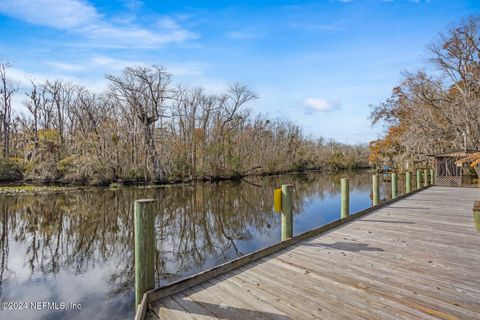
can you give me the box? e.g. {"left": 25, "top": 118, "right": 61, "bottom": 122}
{"left": 159, "top": 296, "right": 293, "bottom": 320}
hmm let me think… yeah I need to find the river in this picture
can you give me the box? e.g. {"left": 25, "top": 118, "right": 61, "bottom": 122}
{"left": 0, "top": 171, "right": 400, "bottom": 319}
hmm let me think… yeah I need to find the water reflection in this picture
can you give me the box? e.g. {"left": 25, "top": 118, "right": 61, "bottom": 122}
{"left": 0, "top": 171, "right": 390, "bottom": 320}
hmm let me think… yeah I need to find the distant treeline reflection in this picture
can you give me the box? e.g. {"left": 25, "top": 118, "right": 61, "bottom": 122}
{"left": 0, "top": 172, "right": 372, "bottom": 299}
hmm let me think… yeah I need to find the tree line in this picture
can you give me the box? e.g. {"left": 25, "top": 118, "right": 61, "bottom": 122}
{"left": 369, "top": 17, "right": 480, "bottom": 169}
{"left": 0, "top": 64, "right": 368, "bottom": 184}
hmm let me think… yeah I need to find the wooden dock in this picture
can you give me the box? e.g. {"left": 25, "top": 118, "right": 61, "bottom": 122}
{"left": 143, "top": 187, "right": 480, "bottom": 320}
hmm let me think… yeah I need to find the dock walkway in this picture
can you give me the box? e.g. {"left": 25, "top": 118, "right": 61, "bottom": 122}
{"left": 145, "top": 187, "right": 480, "bottom": 320}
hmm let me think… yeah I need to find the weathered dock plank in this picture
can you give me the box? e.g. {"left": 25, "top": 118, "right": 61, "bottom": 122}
{"left": 145, "top": 187, "right": 480, "bottom": 320}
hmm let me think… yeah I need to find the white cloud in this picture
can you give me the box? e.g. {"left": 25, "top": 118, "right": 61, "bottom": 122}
{"left": 303, "top": 98, "right": 340, "bottom": 113}
{"left": 0, "top": 0, "right": 195, "bottom": 48}
{"left": 45, "top": 61, "right": 88, "bottom": 72}
{"left": 0, "top": 0, "right": 98, "bottom": 29}
{"left": 89, "top": 55, "right": 210, "bottom": 79}
{"left": 88, "top": 56, "right": 227, "bottom": 92}
{"left": 8, "top": 66, "right": 107, "bottom": 93}
{"left": 89, "top": 56, "right": 145, "bottom": 70}
{"left": 81, "top": 20, "right": 195, "bottom": 48}
{"left": 7, "top": 67, "right": 49, "bottom": 84}
{"left": 8, "top": 56, "right": 225, "bottom": 102}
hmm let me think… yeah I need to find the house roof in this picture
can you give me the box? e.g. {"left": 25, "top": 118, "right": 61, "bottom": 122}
{"left": 455, "top": 152, "right": 480, "bottom": 167}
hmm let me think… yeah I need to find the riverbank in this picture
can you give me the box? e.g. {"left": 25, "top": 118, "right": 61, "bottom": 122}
{"left": 0, "top": 185, "right": 87, "bottom": 195}
{"left": 0, "top": 167, "right": 372, "bottom": 195}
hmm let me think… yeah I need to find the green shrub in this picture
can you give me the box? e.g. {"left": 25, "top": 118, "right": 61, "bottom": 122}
{"left": 109, "top": 182, "right": 121, "bottom": 189}
{"left": 0, "top": 158, "right": 24, "bottom": 181}
{"left": 58, "top": 155, "right": 76, "bottom": 175}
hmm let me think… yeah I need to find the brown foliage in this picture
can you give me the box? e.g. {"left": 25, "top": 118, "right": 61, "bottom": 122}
{"left": 370, "top": 17, "right": 480, "bottom": 169}
{"left": 1, "top": 67, "right": 368, "bottom": 184}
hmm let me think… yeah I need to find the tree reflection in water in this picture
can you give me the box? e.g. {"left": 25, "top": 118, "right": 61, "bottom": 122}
{"left": 0, "top": 171, "right": 377, "bottom": 320}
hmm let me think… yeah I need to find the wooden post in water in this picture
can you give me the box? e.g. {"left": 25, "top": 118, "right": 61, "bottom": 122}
{"left": 473, "top": 201, "right": 480, "bottom": 232}
{"left": 134, "top": 199, "right": 155, "bottom": 309}
{"left": 391, "top": 172, "right": 398, "bottom": 199}
{"left": 423, "top": 168, "right": 428, "bottom": 187}
{"left": 372, "top": 174, "right": 380, "bottom": 206}
{"left": 341, "top": 178, "right": 349, "bottom": 218}
{"left": 416, "top": 169, "right": 421, "bottom": 189}
{"left": 430, "top": 168, "right": 435, "bottom": 185}
{"left": 281, "top": 184, "right": 293, "bottom": 241}
{"left": 406, "top": 171, "right": 411, "bottom": 193}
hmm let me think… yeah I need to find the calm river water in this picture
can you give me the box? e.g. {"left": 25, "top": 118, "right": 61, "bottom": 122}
{"left": 0, "top": 171, "right": 401, "bottom": 320}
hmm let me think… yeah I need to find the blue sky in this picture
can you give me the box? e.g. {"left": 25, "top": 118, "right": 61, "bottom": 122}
{"left": 0, "top": 0, "right": 478, "bottom": 143}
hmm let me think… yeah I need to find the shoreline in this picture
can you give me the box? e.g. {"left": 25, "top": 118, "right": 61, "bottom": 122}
{"left": 0, "top": 167, "right": 372, "bottom": 195}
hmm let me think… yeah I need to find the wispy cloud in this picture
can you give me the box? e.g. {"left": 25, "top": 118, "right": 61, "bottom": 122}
{"left": 0, "top": 0, "right": 195, "bottom": 48}
{"left": 9, "top": 55, "right": 223, "bottom": 95}
{"left": 89, "top": 56, "right": 146, "bottom": 70}
{"left": 123, "top": 0, "right": 143, "bottom": 12}
{"left": 303, "top": 98, "right": 341, "bottom": 113}
{"left": 7, "top": 67, "right": 49, "bottom": 84}
{"left": 87, "top": 56, "right": 225, "bottom": 91}
{"left": 45, "top": 61, "right": 88, "bottom": 73}
{"left": 8, "top": 65, "right": 107, "bottom": 92}
{"left": 0, "top": 0, "right": 98, "bottom": 29}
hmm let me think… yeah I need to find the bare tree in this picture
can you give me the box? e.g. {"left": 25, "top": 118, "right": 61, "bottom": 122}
{"left": 371, "top": 16, "right": 480, "bottom": 167}
{"left": 24, "top": 80, "right": 48, "bottom": 161}
{"left": 5, "top": 63, "right": 368, "bottom": 183}
{"left": 107, "top": 66, "right": 172, "bottom": 180}
{"left": 0, "top": 62, "right": 18, "bottom": 158}
{"left": 44, "top": 80, "right": 75, "bottom": 147}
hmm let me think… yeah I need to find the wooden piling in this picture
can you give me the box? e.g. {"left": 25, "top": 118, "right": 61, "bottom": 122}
{"left": 430, "top": 168, "right": 435, "bottom": 185}
{"left": 391, "top": 172, "right": 398, "bottom": 199}
{"left": 281, "top": 184, "right": 293, "bottom": 241}
{"left": 406, "top": 171, "right": 411, "bottom": 193}
{"left": 135, "top": 199, "right": 155, "bottom": 308}
{"left": 372, "top": 174, "right": 380, "bottom": 206}
{"left": 473, "top": 201, "right": 480, "bottom": 232}
{"left": 423, "top": 168, "right": 428, "bottom": 187}
{"left": 341, "top": 178, "right": 349, "bottom": 219}
{"left": 416, "top": 169, "right": 421, "bottom": 189}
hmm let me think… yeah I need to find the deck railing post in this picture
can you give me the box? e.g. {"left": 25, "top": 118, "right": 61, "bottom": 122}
{"left": 430, "top": 168, "right": 435, "bottom": 185}
{"left": 391, "top": 172, "right": 398, "bottom": 199}
{"left": 406, "top": 171, "right": 411, "bottom": 193}
{"left": 134, "top": 199, "right": 155, "bottom": 308}
{"left": 281, "top": 184, "right": 293, "bottom": 241}
{"left": 474, "top": 201, "right": 480, "bottom": 232}
{"left": 372, "top": 174, "right": 380, "bottom": 206}
{"left": 423, "top": 168, "right": 428, "bottom": 187}
{"left": 341, "top": 178, "right": 350, "bottom": 218}
{"left": 416, "top": 169, "right": 421, "bottom": 189}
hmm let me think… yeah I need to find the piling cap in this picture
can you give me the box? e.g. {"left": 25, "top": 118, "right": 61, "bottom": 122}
{"left": 135, "top": 199, "right": 155, "bottom": 203}
{"left": 474, "top": 201, "right": 480, "bottom": 211}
